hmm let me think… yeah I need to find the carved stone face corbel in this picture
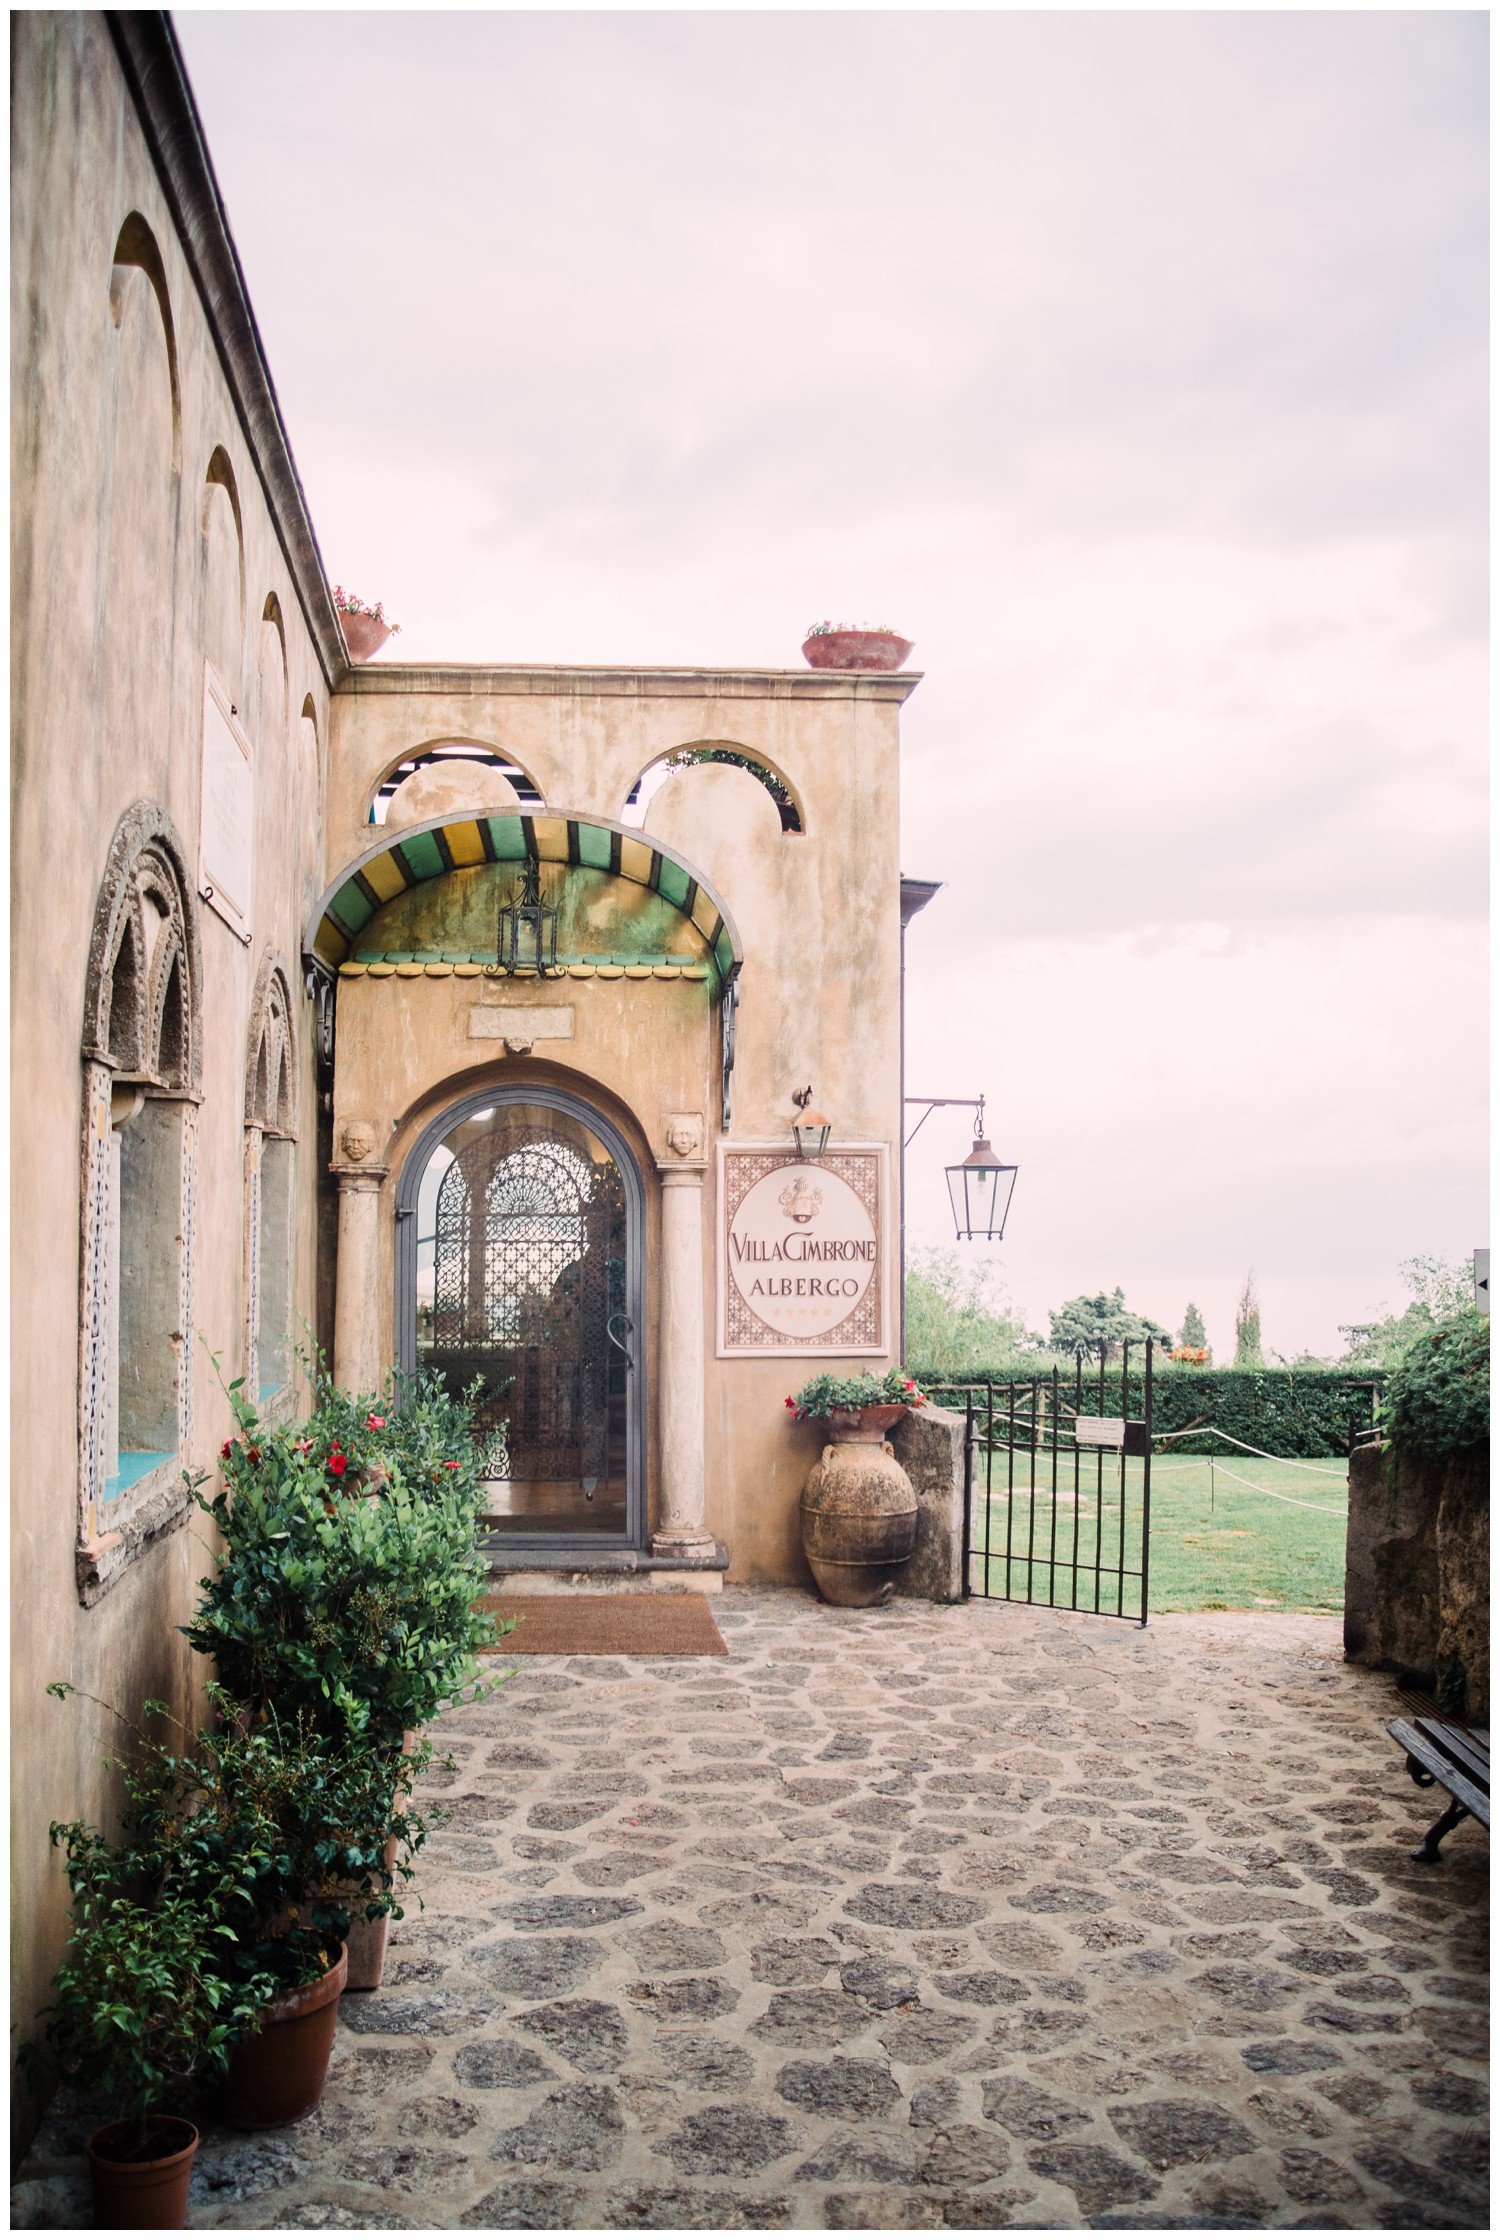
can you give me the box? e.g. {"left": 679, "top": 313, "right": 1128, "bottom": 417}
{"left": 660, "top": 1110, "right": 708, "bottom": 1173}
{"left": 334, "top": 1118, "right": 384, "bottom": 1173}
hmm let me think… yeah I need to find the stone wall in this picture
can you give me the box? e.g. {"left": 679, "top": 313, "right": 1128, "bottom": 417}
{"left": 10, "top": 14, "right": 337, "bottom": 2125}
{"left": 1345, "top": 1442, "right": 1489, "bottom": 1722}
{"left": 890, "top": 1405, "right": 967, "bottom": 1604}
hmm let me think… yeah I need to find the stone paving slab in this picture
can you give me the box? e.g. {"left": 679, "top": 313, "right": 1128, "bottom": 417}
{"left": 14, "top": 1591, "right": 1488, "bottom": 2229}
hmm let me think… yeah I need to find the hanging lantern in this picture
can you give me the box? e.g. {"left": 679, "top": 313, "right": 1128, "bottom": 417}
{"left": 791, "top": 1086, "right": 832, "bottom": 1161}
{"left": 945, "top": 1104, "right": 1017, "bottom": 1240}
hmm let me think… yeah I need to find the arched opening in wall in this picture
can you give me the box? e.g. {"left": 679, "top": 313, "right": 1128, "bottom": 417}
{"left": 396, "top": 1084, "right": 645, "bottom": 1548}
{"left": 258, "top": 593, "right": 288, "bottom": 750}
{"left": 623, "top": 746, "right": 804, "bottom": 833}
{"left": 81, "top": 807, "right": 202, "bottom": 1527}
{"left": 369, "top": 744, "right": 544, "bottom": 826}
{"left": 202, "top": 447, "right": 245, "bottom": 695}
{"left": 244, "top": 955, "right": 298, "bottom": 1403}
{"left": 109, "top": 211, "right": 181, "bottom": 472}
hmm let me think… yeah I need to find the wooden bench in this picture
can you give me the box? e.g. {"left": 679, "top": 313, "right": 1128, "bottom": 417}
{"left": 1388, "top": 1715, "right": 1490, "bottom": 1861}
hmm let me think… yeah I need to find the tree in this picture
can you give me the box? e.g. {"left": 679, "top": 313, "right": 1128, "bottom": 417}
{"left": 1234, "top": 1274, "right": 1265, "bottom": 1368}
{"left": 1177, "top": 1302, "right": 1210, "bottom": 1359}
{"left": 904, "top": 1248, "right": 1048, "bottom": 1371}
{"left": 1338, "top": 1255, "right": 1475, "bottom": 1373}
{"left": 1046, "top": 1288, "right": 1170, "bottom": 1365}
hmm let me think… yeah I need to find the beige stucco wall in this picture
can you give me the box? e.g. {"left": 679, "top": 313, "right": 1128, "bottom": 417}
{"left": 10, "top": 13, "right": 330, "bottom": 2108}
{"left": 322, "top": 671, "right": 914, "bottom": 1584}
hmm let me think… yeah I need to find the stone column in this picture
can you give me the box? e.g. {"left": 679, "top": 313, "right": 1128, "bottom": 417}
{"left": 332, "top": 1165, "right": 388, "bottom": 1395}
{"left": 653, "top": 1122, "right": 714, "bottom": 1556}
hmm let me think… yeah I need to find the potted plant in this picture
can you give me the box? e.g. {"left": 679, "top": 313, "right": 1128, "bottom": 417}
{"left": 785, "top": 1370, "right": 927, "bottom": 1607}
{"left": 801, "top": 619, "right": 913, "bottom": 672}
{"left": 333, "top": 585, "right": 400, "bottom": 664}
{"left": 25, "top": 1815, "right": 276, "bottom": 2227}
{"left": 186, "top": 1365, "right": 506, "bottom": 1985}
{"left": 42, "top": 1679, "right": 430, "bottom": 2130}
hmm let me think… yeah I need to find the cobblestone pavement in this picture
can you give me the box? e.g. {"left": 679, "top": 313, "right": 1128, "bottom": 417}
{"left": 15, "top": 1590, "right": 1488, "bottom": 2230}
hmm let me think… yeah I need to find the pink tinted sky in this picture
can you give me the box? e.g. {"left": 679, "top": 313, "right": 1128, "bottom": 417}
{"left": 176, "top": 9, "right": 1488, "bottom": 1360}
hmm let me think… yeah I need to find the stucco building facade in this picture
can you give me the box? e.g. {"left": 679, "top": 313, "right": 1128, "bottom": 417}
{"left": 10, "top": 11, "right": 926, "bottom": 2106}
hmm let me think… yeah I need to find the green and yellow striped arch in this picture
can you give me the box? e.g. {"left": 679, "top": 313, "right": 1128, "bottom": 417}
{"left": 303, "top": 811, "right": 744, "bottom": 987}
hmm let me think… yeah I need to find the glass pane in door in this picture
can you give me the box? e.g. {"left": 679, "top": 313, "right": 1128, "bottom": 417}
{"left": 415, "top": 1101, "right": 629, "bottom": 1536}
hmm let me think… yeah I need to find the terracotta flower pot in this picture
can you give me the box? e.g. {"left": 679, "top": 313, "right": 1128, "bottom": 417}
{"left": 224, "top": 1943, "right": 346, "bottom": 2128}
{"left": 339, "top": 610, "right": 392, "bottom": 663}
{"left": 801, "top": 630, "right": 912, "bottom": 672}
{"left": 800, "top": 1412, "right": 918, "bottom": 1607}
{"left": 86, "top": 2115, "right": 198, "bottom": 2230}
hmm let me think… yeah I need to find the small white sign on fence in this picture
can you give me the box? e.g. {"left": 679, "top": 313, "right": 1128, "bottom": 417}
{"left": 1074, "top": 1414, "right": 1126, "bottom": 1449}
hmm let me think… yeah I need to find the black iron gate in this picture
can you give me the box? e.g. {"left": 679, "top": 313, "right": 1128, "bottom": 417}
{"left": 934, "top": 1337, "right": 1157, "bottom": 1624}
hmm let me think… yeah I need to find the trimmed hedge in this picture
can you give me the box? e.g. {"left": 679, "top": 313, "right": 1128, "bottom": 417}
{"left": 914, "top": 1364, "right": 1382, "bottom": 1458}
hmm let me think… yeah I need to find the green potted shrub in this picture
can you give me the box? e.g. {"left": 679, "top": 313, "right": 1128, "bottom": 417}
{"left": 25, "top": 1815, "right": 275, "bottom": 2227}
{"left": 186, "top": 1364, "right": 506, "bottom": 1984}
{"left": 42, "top": 1683, "right": 430, "bottom": 2131}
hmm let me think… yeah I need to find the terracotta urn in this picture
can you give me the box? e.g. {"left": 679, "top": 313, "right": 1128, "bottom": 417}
{"left": 801, "top": 630, "right": 912, "bottom": 673}
{"left": 86, "top": 2116, "right": 199, "bottom": 2230}
{"left": 339, "top": 610, "right": 392, "bottom": 663}
{"left": 800, "top": 1406, "right": 918, "bottom": 1607}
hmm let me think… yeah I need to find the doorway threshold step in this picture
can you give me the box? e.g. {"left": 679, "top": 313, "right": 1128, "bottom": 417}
{"left": 483, "top": 1544, "right": 730, "bottom": 1595}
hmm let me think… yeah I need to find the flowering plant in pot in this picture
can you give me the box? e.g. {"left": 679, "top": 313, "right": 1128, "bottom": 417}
{"left": 24, "top": 1806, "right": 276, "bottom": 2227}
{"left": 801, "top": 619, "right": 913, "bottom": 673}
{"left": 786, "top": 1365, "right": 927, "bottom": 1436}
{"left": 333, "top": 584, "right": 400, "bottom": 663}
{"left": 190, "top": 1367, "right": 505, "bottom": 1752}
{"left": 187, "top": 1365, "right": 508, "bottom": 1984}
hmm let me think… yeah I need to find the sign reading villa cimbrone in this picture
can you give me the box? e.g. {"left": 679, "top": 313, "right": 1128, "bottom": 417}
{"left": 717, "top": 1145, "right": 887, "bottom": 1356}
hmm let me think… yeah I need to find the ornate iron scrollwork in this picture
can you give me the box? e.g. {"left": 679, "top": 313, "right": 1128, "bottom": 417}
{"left": 427, "top": 1123, "right": 625, "bottom": 1492}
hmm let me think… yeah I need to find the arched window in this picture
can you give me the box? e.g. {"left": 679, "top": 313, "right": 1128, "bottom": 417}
{"left": 623, "top": 744, "right": 804, "bottom": 832}
{"left": 78, "top": 805, "right": 201, "bottom": 1589}
{"left": 244, "top": 954, "right": 299, "bottom": 1404}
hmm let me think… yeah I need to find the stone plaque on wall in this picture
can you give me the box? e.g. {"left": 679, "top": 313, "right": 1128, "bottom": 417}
{"left": 717, "top": 1143, "right": 888, "bottom": 1357}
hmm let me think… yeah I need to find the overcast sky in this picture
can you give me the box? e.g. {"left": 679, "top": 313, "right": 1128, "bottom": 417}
{"left": 176, "top": 8, "right": 1488, "bottom": 1359}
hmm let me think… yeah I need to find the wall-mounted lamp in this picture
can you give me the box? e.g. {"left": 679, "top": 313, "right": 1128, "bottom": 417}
{"left": 791, "top": 1086, "right": 832, "bottom": 1161}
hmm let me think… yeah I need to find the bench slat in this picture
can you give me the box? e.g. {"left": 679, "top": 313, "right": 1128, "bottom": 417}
{"left": 1414, "top": 1718, "right": 1490, "bottom": 1787}
{"left": 1390, "top": 1720, "right": 1491, "bottom": 1828}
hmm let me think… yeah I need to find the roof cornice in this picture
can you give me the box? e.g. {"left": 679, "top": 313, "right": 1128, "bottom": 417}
{"left": 337, "top": 663, "right": 923, "bottom": 703}
{"left": 106, "top": 12, "right": 349, "bottom": 691}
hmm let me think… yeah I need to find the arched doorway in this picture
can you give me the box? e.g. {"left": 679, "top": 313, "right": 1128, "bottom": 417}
{"left": 396, "top": 1086, "right": 645, "bottom": 1548}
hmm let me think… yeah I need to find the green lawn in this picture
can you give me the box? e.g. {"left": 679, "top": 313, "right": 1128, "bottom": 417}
{"left": 967, "top": 1449, "right": 1348, "bottom": 1618}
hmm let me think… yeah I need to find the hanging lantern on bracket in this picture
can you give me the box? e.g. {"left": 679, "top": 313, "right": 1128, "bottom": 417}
{"left": 945, "top": 1101, "right": 1018, "bottom": 1240}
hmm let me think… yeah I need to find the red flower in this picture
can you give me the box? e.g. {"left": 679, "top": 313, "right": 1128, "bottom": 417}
{"left": 903, "top": 1380, "right": 916, "bottom": 1391}
{"left": 784, "top": 1396, "right": 796, "bottom": 1411}
{"left": 246, "top": 1446, "right": 262, "bottom": 1466}
{"left": 367, "top": 1414, "right": 386, "bottom": 1430}
{"left": 327, "top": 1450, "right": 348, "bottom": 1477}
{"left": 442, "top": 1460, "right": 460, "bottom": 1471}
{"left": 220, "top": 1439, "right": 235, "bottom": 1461}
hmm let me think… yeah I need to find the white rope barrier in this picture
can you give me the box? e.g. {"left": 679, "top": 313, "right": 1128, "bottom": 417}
{"left": 1151, "top": 1426, "right": 1349, "bottom": 1477}
{"left": 1199, "top": 1461, "right": 1347, "bottom": 1518}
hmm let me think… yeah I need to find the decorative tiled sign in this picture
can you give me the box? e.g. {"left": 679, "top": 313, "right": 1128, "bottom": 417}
{"left": 717, "top": 1143, "right": 887, "bottom": 1357}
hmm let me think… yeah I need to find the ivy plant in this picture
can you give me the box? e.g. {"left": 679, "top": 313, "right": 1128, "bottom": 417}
{"left": 1380, "top": 1309, "right": 1489, "bottom": 1462}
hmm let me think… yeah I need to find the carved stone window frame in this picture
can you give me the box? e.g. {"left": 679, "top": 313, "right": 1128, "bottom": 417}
{"left": 243, "top": 950, "right": 299, "bottom": 1419}
{"left": 77, "top": 803, "right": 203, "bottom": 1603}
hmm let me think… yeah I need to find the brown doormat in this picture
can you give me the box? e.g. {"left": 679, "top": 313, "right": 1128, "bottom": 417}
{"left": 476, "top": 1591, "right": 728, "bottom": 1658}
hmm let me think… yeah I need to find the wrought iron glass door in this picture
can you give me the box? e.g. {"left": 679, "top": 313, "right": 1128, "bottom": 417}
{"left": 397, "top": 1091, "right": 643, "bottom": 1546}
